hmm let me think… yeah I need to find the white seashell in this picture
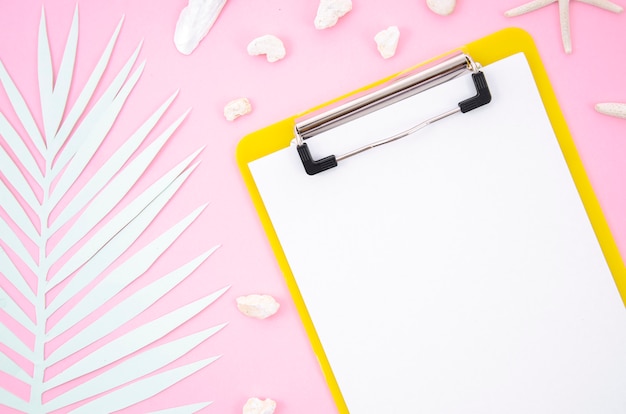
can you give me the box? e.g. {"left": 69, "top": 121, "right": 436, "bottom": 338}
{"left": 374, "top": 26, "right": 400, "bottom": 59}
{"left": 247, "top": 35, "right": 286, "bottom": 63}
{"left": 174, "top": 0, "right": 228, "bottom": 55}
{"left": 224, "top": 98, "right": 252, "bottom": 121}
{"left": 314, "top": 0, "right": 352, "bottom": 29}
{"left": 243, "top": 397, "right": 277, "bottom": 414}
{"left": 595, "top": 102, "right": 626, "bottom": 119}
{"left": 426, "top": 0, "right": 456, "bottom": 15}
{"left": 236, "top": 294, "right": 280, "bottom": 319}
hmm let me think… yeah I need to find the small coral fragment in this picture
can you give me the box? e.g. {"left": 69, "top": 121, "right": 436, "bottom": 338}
{"left": 314, "top": 0, "right": 352, "bottom": 29}
{"left": 374, "top": 26, "right": 400, "bottom": 59}
{"left": 236, "top": 294, "right": 280, "bottom": 319}
{"left": 174, "top": 0, "right": 228, "bottom": 55}
{"left": 426, "top": 0, "right": 456, "bottom": 15}
{"left": 224, "top": 98, "right": 252, "bottom": 121}
{"left": 243, "top": 397, "right": 276, "bottom": 414}
{"left": 247, "top": 35, "right": 286, "bottom": 63}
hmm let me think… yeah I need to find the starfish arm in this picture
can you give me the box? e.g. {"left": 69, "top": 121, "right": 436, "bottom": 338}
{"left": 505, "top": 0, "right": 557, "bottom": 16}
{"left": 559, "top": 0, "right": 572, "bottom": 53}
{"left": 596, "top": 103, "right": 626, "bottom": 119}
{"left": 577, "top": 0, "right": 623, "bottom": 13}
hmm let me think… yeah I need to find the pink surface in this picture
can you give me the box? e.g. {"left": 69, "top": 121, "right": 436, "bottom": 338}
{"left": 0, "top": 0, "right": 624, "bottom": 412}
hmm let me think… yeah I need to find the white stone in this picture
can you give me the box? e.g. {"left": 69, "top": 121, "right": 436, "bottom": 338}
{"left": 374, "top": 26, "right": 400, "bottom": 59}
{"left": 174, "top": 0, "right": 228, "bottom": 55}
{"left": 314, "top": 0, "right": 352, "bottom": 29}
{"left": 224, "top": 98, "right": 252, "bottom": 121}
{"left": 243, "top": 397, "right": 276, "bottom": 414}
{"left": 247, "top": 35, "right": 286, "bottom": 63}
{"left": 426, "top": 0, "right": 456, "bottom": 15}
{"left": 236, "top": 294, "right": 280, "bottom": 319}
{"left": 595, "top": 102, "right": 626, "bottom": 119}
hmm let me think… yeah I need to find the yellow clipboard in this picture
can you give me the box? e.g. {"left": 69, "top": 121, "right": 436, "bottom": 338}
{"left": 236, "top": 28, "right": 626, "bottom": 412}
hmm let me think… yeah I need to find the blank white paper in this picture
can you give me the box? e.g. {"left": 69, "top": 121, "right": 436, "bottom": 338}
{"left": 249, "top": 53, "right": 626, "bottom": 413}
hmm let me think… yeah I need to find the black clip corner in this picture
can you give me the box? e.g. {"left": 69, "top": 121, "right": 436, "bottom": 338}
{"left": 458, "top": 72, "right": 492, "bottom": 113}
{"left": 297, "top": 142, "right": 338, "bottom": 176}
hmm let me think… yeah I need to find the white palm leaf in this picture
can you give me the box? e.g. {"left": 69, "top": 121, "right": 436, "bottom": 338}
{"left": 0, "top": 7, "right": 226, "bottom": 413}
{"left": 149, "top": 403, "right": 213, "bottom": 413}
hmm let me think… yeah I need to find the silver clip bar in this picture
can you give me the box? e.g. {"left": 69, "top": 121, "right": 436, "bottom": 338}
{"left": 294, "top": 53, "right": 491, "bottom": 175}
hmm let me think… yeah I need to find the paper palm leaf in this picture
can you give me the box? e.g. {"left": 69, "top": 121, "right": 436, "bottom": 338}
{"left": 0, "top": 7, "right": 226, "bottom": 413}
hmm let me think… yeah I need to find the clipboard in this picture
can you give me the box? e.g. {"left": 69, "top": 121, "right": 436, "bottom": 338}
{"left": 236, "top": 28, "right": 626, "bottom": 413}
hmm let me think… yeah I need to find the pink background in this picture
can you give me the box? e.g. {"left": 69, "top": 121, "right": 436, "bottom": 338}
{"left": 0, "top": 0, "right": 624, "bottom": 413}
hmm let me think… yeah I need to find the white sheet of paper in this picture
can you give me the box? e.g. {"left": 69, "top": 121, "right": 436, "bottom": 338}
{"left": 249, "top": 53, "right": 626, "bottom": 413}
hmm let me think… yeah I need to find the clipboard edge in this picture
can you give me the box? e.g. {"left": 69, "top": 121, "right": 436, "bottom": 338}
{"left": 464, "top": 28, "right": 626, "bottom": 307}
{"left": 236, "top": 120, "right": 350, "bottom": 411}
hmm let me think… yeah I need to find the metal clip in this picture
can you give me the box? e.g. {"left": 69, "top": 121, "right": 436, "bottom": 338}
{"left": 295, "top": 53, "right": 491, "bottom": 175}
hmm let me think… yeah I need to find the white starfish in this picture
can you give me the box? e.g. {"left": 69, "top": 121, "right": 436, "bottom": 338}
{"left": 505, "top": 0, "right": 623, "bottom": 53}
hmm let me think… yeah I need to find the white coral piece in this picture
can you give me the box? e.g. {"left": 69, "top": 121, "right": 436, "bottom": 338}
{"left": 243, "top": 397, "right": 277, "bottom": 414}
{"left": 236, "top": 294, "right": 280, "bottom": 319}
{"left": 247, "top": 35, "right": 286, "bottom": 63}
{"left": 374, "top": 26, "right": 400, "bottom": 59}
{"left": 427, "top": 0, "right": 457, "bottom": 15}
{"left": 314, "top": 0, "right": 353, "bottom": 29}
{"left": 174, "top": 0, "right": 228, "bottom": 55}
{"left": 223, "top": 98, "right": 252, "bottom": 121}
{"left": 596, "top": 102, "right": 626, "bottom": 119}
